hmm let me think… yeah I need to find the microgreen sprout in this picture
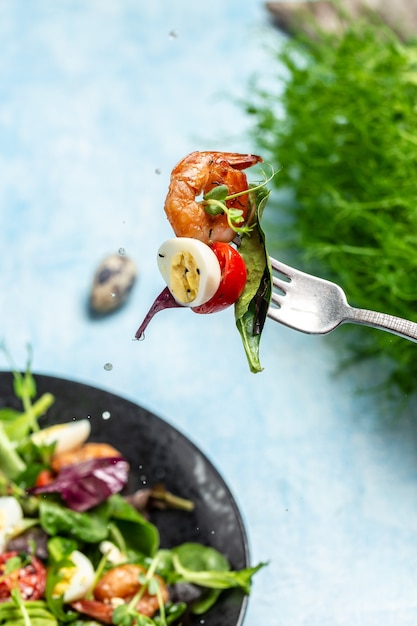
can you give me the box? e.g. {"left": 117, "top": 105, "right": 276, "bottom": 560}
{"left": 10, "top": 588, "right": 31, "bottom": 626}
{"left": 112, "top": 555, "right": 167, "bottom": 626}
{"left": 202, "top": 164, "right": 276, "bottom": 236}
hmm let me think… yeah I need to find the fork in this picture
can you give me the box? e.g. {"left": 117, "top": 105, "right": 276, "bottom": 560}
{"left": 267, "top": 257, "right": 417, "bottom": 343}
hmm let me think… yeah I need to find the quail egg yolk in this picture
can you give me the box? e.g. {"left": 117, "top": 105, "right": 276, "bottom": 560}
{"left": 170, "top": 251, "right": 200, "bottom": 303}
{"left": 53, "top": 550, "right": 95, "bottom": 603}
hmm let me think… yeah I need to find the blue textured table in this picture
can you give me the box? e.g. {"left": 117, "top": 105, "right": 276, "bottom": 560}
{"left": 1, "top": 2, "right": 417, "bottom": 624}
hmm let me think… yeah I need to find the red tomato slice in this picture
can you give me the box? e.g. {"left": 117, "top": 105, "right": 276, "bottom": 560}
{"left": 0, "top": 551, "right": 46, "bottom": 603}
{"left": 192, "top": 242, "right": 247, "bottom": 314}
{"left": 35, "top": 469, "right": 54, "bottom": 487}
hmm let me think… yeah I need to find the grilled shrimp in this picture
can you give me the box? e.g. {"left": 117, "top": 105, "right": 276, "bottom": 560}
{"left": 164, "top": 151, "right": 262, "bottom": 244}
{"left": 51, "top": 442, "right": 123, "bottom": 472}
{"left": 72, "top": 564, "right": 169, "bottom": 624}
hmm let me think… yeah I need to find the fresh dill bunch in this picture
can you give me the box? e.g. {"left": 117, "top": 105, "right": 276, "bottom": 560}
{"left": 245, "top": 16, "right": 417, "bottom": 398}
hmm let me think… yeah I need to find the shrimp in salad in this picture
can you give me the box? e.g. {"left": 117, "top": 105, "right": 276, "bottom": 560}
{"left": 72, "top": 563, "right": 169, "bottom": 624}
{"left": 164, "top": 151, "right": 262, "bottom": 244}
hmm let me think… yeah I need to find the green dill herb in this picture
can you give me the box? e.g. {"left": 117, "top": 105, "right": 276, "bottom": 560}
{"left": 245, "top": 16, "right": 417, "bottom": 398}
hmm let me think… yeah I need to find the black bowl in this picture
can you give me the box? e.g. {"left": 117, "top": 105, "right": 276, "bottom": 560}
{"left": 0, "top": 372, "right": 250, "bottom": 626}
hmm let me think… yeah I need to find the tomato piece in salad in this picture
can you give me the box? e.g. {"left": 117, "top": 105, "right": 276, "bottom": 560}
{"left": 0, "top": 551, "right": 46, "bottom": 602}
{"left": 192, "top": 241, "right": 247, "bottom": 314}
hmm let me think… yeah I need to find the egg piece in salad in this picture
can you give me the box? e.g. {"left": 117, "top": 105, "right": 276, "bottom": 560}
{"left": 53, "top": 550, "right": 95, "bottom": 603}
{"left": 0, "top": 496, "right": 24, "bottom": 551}
{"left": 31, "top": 419, "right": 91, "bottom": 456}
{"left": 157, "top": 237, "right": 221, "bottom": 307}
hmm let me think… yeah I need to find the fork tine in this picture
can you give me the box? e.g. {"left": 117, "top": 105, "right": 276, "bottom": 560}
{"left": 272, "top": 274, "right": 289, "bottom": 295}
{"left": 269, "top": 256, "right": 294, "bottom": 279}
{"left": 270, "top": 290, "right": 284, "bottom": 308}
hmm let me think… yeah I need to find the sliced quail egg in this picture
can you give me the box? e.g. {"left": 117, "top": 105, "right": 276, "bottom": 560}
{"left": 99, "top": 540, "right": 126, "bottom": 564}
{"left": 53, "top": 550, "right": 95, "bottom": 603}
{"left": 31, "top": 419, "right": 91, "bottom": 456}
{"left": 0, "top": 496, "right": 24, "bottom": 551}
{"left": 157, "top": 238, "right": 221, "bottom": 307}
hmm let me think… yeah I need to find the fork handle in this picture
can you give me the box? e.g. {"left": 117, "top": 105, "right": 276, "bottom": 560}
{"left": 347, "top": 307, "right": 417, "bottom": 343}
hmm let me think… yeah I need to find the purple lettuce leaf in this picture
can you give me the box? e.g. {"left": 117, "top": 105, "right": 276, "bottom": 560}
{"left": 32, "top": 456, "right": 129, "bottom": 512}
{"left": 135, "top": 286, "right": 183, "bottom": 340}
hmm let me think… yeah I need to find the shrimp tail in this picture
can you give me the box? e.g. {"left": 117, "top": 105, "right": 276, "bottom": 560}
{"left": 209, "top": 152, "right": 263, "bottom": 171}
{"left": 71, "top": 599, "right": 114, "bottom": 624}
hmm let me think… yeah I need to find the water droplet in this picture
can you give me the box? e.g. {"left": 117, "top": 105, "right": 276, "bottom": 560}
{"left": 140, "top": 474, "right": 147, "bottom": 485}
{"left": 210, "top": 530, "right": 215, "bottom": 535}
{"left": 118, "top": 247, "right": 126, "bottom": 256}
{"left": 104, "top": 362, "right": 113, "bottom": 371}
{"left": 102, "top": 410, "right": 111, "bottom": 420}
{"left": 110, "top": 292, "right": 116, "bottom": 298}
{"left": 168, "top": 30, "right": 178, "bottom": 39}
{"left": 155, "top": 168, "right": 161, "bottom": 175}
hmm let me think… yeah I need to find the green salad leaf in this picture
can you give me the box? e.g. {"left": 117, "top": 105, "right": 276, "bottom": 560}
{"left": 107, "top": 493, "right": 160, "bottom": 557}
{"left": 235, "top": 184, "right": 272, "bottom": 373}
{"left": 39, "top": 499, "right": 111, "bottom": 543}
{"left": 157, "top": 542, "right": 266, "bottom": 614}
{"left": 171, "top": 544, "right": 264, "bottom": 594}
{"left": 0, "top": 598, "right": 58, "bottom": 626}
{"left": 245, "top": 14, "right": 417, "bottom": 398}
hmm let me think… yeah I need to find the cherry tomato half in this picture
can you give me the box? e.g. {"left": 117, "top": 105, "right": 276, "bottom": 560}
{"left": 35, "top": 469, "right": 54, "bottom": 488}
{"left": 0, "top": 551, "right": 46, "bottom": 603}
{"left": 192, "top": 242, "right": 247, "bottom": 314}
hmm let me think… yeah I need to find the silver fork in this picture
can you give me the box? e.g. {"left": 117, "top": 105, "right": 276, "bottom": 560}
{"left": 267, "top": 257, "right": 417, "bottom": 343}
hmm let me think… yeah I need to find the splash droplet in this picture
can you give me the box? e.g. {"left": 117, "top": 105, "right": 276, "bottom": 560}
{"left": 102, "top": 410, "right": 111, "bottom": 420}
{"left": 104, "top": 362, "right": 113, "bottom": 371}
{"left": 155, "top": 168, "right": 161, "bottom": 175}
{"left": 118, "top": 247, "right": 126, "bottom": 256}
{"left": 168, "top": 30, "right": 178, "bottom": 39}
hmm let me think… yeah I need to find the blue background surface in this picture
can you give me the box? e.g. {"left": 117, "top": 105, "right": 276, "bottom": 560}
{"left": 1, "top": 2, "right": 417, "bottom": 624}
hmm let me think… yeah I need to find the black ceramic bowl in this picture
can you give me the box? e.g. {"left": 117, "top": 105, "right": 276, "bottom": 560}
{"left": 0, "top": 372, "right": 250, "bottom": 626}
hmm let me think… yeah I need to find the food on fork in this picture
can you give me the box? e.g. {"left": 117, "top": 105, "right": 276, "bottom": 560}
{"left": 135, "top": 151, "right": 274, "bottom": 372}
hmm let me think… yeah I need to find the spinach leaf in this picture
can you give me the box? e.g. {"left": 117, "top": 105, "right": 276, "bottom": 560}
{"left": 170, "top": 543, "right": 266, "bottom": 597}
{"left": 235, "top": 184, "right": 272, "bottom": 372}
{"left": 108, "top": 493, "right": 159, "bottom": 557}
{"left": 47, "top": 536, "right": 78, "bottom": 562}
{"left": 39, "top": 499, "right": 110, "bottom": 543}
{"left": 172, "top": 542, "right": 229, "bottom": 572}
